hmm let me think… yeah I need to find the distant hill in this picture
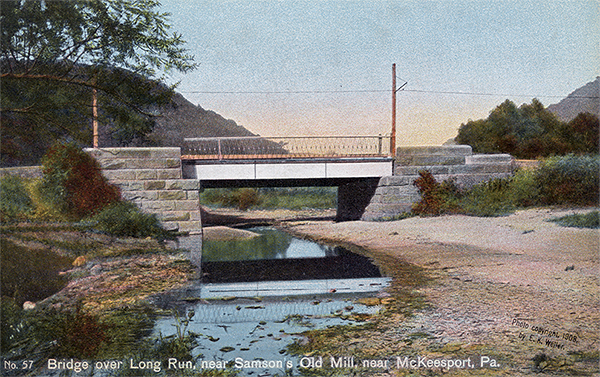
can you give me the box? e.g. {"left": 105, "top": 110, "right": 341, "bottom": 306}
{"left": 98, "top": 91, "right": 256, "bottom": 148}
{"left": 547, "top": 77, "right": 600, "bottom": 122}
{"left": 148, "top": 93, "right": 256, "bottom": 146}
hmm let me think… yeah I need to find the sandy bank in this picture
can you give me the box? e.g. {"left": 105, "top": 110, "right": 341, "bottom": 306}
{"left": 285, "top": 207, "right": 599, "bottom": 375}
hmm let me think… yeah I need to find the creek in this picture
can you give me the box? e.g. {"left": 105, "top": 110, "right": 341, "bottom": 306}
{"left": 153, "top": 226, "right": 390, "bottom": 375}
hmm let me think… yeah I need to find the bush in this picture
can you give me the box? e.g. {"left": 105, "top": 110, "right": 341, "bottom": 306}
{"left": 200, "top": 188, "right": 261, "bottom": 211}
{"left": 87, "top": 202, "right": 176, "bottom": 240}
{"left": 257, "top": 187, "right": 337, "bottom": 209}
{"left": 26, "top": 177, "right": 70, "bottom": 221}
{"left": 412, "top": 171, "right": 462, "bottom": 216}
{"left": 0, "top": 174, "right": 33, "bottom": 222}
{"left": 508, "top": 168, "right": 540, "bottom": 207}
{"left": 234, "top": 188, "right": 260, "bottom": 210}
{"left": 460, "top": 178, "right": 516, "bottom": 217}
{"left": 40, "top": 142, "right": 121, "bottom": 220}
{"left": 412, "top": 155, "right": 599, "bottom": 218}
{"left": 535, "top": 154, "right": 599, "bottom": 206}
{"left": 412, "top": 171, "right": 444, "bottom": 215}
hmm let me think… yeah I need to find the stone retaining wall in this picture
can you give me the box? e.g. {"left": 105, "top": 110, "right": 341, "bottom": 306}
{"left": 86, "top": 148, "right": 202, "bottom": 234}
{"left": 362, "top": 145, "right": 515, "bottom": 220}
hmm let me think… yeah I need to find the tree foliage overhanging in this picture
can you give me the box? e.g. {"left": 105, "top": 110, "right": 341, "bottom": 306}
{"left": 455, "top": 99, "right": 599, "bottom": 159}
{"left": 0, "top": 0, "right": 196, "bottom": 166}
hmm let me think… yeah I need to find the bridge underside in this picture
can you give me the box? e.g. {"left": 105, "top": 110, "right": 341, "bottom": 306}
{"left": 183, "top": 158, "right": 392, "bottom": 221}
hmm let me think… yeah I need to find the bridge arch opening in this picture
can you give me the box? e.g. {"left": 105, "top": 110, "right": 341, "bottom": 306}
{"left": 196, "top": 177, "right": 381, "bottom": 222}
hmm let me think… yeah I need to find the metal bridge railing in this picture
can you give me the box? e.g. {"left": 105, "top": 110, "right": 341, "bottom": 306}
{"left": 182, "top": 135, "right": 392, "bottom": 160}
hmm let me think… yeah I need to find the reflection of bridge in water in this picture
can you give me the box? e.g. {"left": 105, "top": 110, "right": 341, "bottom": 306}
{"left": 181, "top": 136, "right": 395, "bottom": 220}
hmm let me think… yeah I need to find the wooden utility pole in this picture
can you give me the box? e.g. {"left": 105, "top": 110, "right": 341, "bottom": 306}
{"left": 391, "top": 63, "right": 396, "bottom": 157}
{"left": 92, "top": 86, "right": 99, "bottom": 148}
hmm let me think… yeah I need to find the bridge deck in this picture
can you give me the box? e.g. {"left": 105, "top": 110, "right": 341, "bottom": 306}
{"left": 183, "top": 155, "right": 393, "bottom": 184}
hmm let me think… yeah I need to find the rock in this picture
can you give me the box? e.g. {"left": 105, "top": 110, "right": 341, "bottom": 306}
{"left": 203, "top": 226, "right": 261, "bottom": 241}
{"left": 72, "top": 256, "right": 87, "bottom": 267}
{"left": 357, "top": 297, "right": 381, "bottom": 306}
{"left": 90, "top": 264, "right": 103, "bottom": 275}
{"left": 23, "top": 301, "right": 36, "bottom": 310}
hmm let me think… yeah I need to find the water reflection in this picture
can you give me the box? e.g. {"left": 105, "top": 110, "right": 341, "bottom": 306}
{"left": 199, "top": 227, "right": 337, "bottom": 262}
{"left": 158, "top": 227, "right": 389, "bottom": 375}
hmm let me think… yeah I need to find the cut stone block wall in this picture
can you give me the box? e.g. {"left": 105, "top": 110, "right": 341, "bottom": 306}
{"left": 86, "top": 148, "right": 202, "bottom": 234}
{"left": 362, "top": 145, "right": 515, "bottom": 220}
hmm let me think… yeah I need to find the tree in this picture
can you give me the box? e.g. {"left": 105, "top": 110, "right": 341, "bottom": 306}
{"left": 455, "top": 99, "right": 590, "bottom": 159}
{"left": 565, "top": 113, "right": 599, "bottom": 154}
{"left": 0, "top": 0, "right": 196, "bottom": 166}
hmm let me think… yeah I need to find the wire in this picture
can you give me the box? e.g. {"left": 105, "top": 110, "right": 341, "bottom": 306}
{"left": 180, "top": 88, "right": 599, "bottom": 99}
{"left": 181, "top": 89, "right": 388, "bottom": 94}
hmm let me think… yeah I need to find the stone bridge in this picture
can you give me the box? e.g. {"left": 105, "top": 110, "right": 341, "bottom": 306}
{"left": 87, "top": 145, "right": 514, "bottom": 234}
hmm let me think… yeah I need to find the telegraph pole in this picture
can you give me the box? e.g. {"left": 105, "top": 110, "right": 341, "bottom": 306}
{"left": 391, "top": 64, "right": 407, "bottom": 157}
{"left": 92, "top": 86, "right": 99, "bottom": 148}
{"left": 391, "top": 63, "right": 396, "bottom": 157}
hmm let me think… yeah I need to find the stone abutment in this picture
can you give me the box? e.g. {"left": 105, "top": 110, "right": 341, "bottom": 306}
{"left": 86, "top": 147, "right": 202, "bottom": 234}
{"left": 361, "top": 145, "right": 515, "bottom": 220}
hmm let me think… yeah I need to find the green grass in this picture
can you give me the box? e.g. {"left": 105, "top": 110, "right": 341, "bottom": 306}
{"left": 549, "top": 211, "right": 599, "bottom": 229}
{"left": 200, "top": 187, "right": 337, "bottom": 210}
{"left": 257, "top": 187, "right": 337, "bottom": 209}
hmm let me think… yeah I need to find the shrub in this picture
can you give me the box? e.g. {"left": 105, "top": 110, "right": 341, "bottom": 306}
{"left": 40, "top": 142, "right": 121, "bottom": 220}
{"left": 412, "top": 170, "right": 444, "bottom": 215}
{"left": 0, "top": 174, "right": 33, "bottom": 223}
{"left": 233, "top": 188, "right": 260, "bottom": 210}
{"left": 258, "top": 187, "right": 337, "bottom": 209}
{"left": 412, "top": 171, "right": 462, "bottom": 215}
{"left": 87, "top": 202, "right": 176, "bottom": 240}
{"left": 535, "top": 154, "right": 599, "bottom": 206}
{"left": 460, "top": 178, "right": 516, "bottom": 217}
{"left": 200, "top": 188, "right": 261, "bottom": 211}
{"left": 508, "top": 168, "right": 540, "bottom": 207}
{"left": 51, "top": 307, "right": 110, "bottom": 358}
{"left": 27, "top": 177, "right": 70, "bottom": 221}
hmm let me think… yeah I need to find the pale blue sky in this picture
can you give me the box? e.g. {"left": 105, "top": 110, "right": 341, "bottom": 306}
{"left": 160, "top": 0, "right": 599, "bottom": 145}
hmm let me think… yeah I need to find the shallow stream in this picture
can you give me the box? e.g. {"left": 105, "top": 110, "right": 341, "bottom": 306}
{"left": 154, "top": 227, "right": 390, "bottom": 375}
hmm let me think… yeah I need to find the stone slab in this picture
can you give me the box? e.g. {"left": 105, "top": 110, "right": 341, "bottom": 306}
{"left": 466, "top": 154, "right": 513, "bottom": 164}
{"left": 396, "top": 145, "right": 472, "bottom": 156}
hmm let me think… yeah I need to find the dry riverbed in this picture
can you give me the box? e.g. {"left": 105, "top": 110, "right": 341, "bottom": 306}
{"left": 281, "top": 207, "right": 599, "bottom": 376}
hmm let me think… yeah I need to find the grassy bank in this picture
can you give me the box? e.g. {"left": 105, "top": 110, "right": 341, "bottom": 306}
{"left": 0, "top": 224, "right": 210, "bottom": 376}
{"left": 411, "top": 154, "right": 599, "bottom": 220}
